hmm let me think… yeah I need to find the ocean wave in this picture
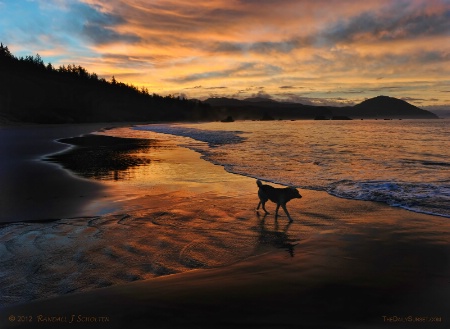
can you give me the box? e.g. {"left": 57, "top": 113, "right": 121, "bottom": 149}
{"left": 135, "top": 125, "right": 246, "bottom": 146}
{"left": 327, "top": 180, "right": 450, "bottom": 218}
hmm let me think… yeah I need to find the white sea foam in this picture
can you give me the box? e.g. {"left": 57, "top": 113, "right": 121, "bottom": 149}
{"left": 135, "top": 125, "right": 245, "bottom": 146}
{"left": 327, "top": 180, "right": 450, "bottom": 218}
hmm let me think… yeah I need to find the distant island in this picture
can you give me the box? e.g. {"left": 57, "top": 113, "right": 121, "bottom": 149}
{"left": 0, "top": 43, "right": 438, "bottom": 124}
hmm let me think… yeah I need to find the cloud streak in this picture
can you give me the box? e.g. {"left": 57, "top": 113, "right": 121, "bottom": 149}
{"left": 167, "top": 62, "right": 283, "bottom": 83}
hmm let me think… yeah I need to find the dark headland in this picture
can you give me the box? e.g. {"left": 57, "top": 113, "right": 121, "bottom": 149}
{"left": 0, "top": 43, "right": 439, "bottom": 124}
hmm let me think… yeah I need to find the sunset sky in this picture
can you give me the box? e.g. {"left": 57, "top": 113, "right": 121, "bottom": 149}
{"left": 1, "top": 0, "right": 449, "bottom": 107}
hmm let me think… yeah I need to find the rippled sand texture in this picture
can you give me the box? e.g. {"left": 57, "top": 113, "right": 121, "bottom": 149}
{"left": 0, "top": 188, "right": 267, "bottom": 305}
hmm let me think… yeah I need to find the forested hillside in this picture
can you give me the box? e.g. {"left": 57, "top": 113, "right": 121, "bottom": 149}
{"left": 0, "top": 43, "right": 214, "bottom": 123}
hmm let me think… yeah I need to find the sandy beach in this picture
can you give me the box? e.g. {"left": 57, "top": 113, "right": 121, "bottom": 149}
{"left": 1, "top": 125, "right": 449, "bottom": 329}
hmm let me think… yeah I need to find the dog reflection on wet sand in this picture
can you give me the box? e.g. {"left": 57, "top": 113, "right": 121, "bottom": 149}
{"left": 256, "top": 180, "right": 302, "bottom": 222}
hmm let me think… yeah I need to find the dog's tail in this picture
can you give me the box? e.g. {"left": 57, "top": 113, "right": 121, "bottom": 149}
{"left": 256, "top": 180, "right": 263, "bottom": 188}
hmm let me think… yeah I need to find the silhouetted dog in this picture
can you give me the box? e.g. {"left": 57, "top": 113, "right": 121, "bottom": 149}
{"left": 256, "top": 180, "right": 302, "bottom": 222}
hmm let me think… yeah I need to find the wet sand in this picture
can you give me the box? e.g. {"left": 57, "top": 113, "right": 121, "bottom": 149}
{"left": 0, "top": 124, "right": 129, "bottom": 223}
{"left": 1, "top": 126, "right": 449, "bottom": 328}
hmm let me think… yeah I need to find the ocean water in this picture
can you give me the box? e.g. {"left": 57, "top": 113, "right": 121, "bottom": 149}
{"left": 136, "top": 119, "right": 450, "bottom": 218}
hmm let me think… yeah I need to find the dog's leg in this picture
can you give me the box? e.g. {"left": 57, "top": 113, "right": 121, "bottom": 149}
{"left": 275, "top": 203, "right": 280, "bottom": 219}
{"left": 257, "top": 201, "right": 269, "bottom": 214}
{"left": 261, "top": 201, "right": 269, "bottom": 214}
{"left": 281, "top": 204, "right": 293, "bottom": 222}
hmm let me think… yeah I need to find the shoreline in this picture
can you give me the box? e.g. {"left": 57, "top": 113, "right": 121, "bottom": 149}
{"left": 0, "top": 123, "right": 155, "bottom": 223}
{"left": 1, "top": 124, "right": 449, "bottom": 328}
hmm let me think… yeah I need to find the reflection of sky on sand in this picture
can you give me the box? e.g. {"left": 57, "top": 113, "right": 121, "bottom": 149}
{"left": 44, "top": 127, "right": 254, "bottom": 213}
{"left": 257, "top": 214, "right": 298, "bottom": 257}
{"left": 46, "top": 134, "right": 157, "bottom": 181}
{"left": 94, "top": 127, "right": 257, "bottom": 196}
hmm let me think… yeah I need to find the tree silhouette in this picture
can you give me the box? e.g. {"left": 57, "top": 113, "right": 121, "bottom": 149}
{"left": 0, "top": 43, "right": 13, "bottom": 59}
{"left": 0, "top": 42, "right": 215, "bottom": 123}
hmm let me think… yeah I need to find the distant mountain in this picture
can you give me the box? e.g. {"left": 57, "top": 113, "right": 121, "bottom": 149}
{"left": 351, "top": 96, "right": 438, "bottom": 119}
{"left": 205, "top": 97, "right": 300, "bottom": 108}
{"left": 243, "top": 97, "right": 278, "bottom": 104}
{"left": 204, "top": 95, "right": 438, "bottom": 120}
{"left": 203, "top": 97, "right": 244, "bottom": 107}
{"left": 423, "top": 105, "right": 450, "bottom": 118}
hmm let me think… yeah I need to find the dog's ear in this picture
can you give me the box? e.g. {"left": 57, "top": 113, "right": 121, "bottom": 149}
{"left": 288, "top": 187, "right": 302, "bottom": 198}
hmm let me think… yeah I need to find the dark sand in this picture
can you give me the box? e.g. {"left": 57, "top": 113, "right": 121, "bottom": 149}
{"left": 0, "top": 124, "right": 135, "bottom": 222}
{"left": 1, "top": 125, "right": 449, "bottom": 329}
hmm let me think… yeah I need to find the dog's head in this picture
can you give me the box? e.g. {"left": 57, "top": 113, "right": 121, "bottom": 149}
{"left": 288, "top": 187, "right": 302, "bottom": 200}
